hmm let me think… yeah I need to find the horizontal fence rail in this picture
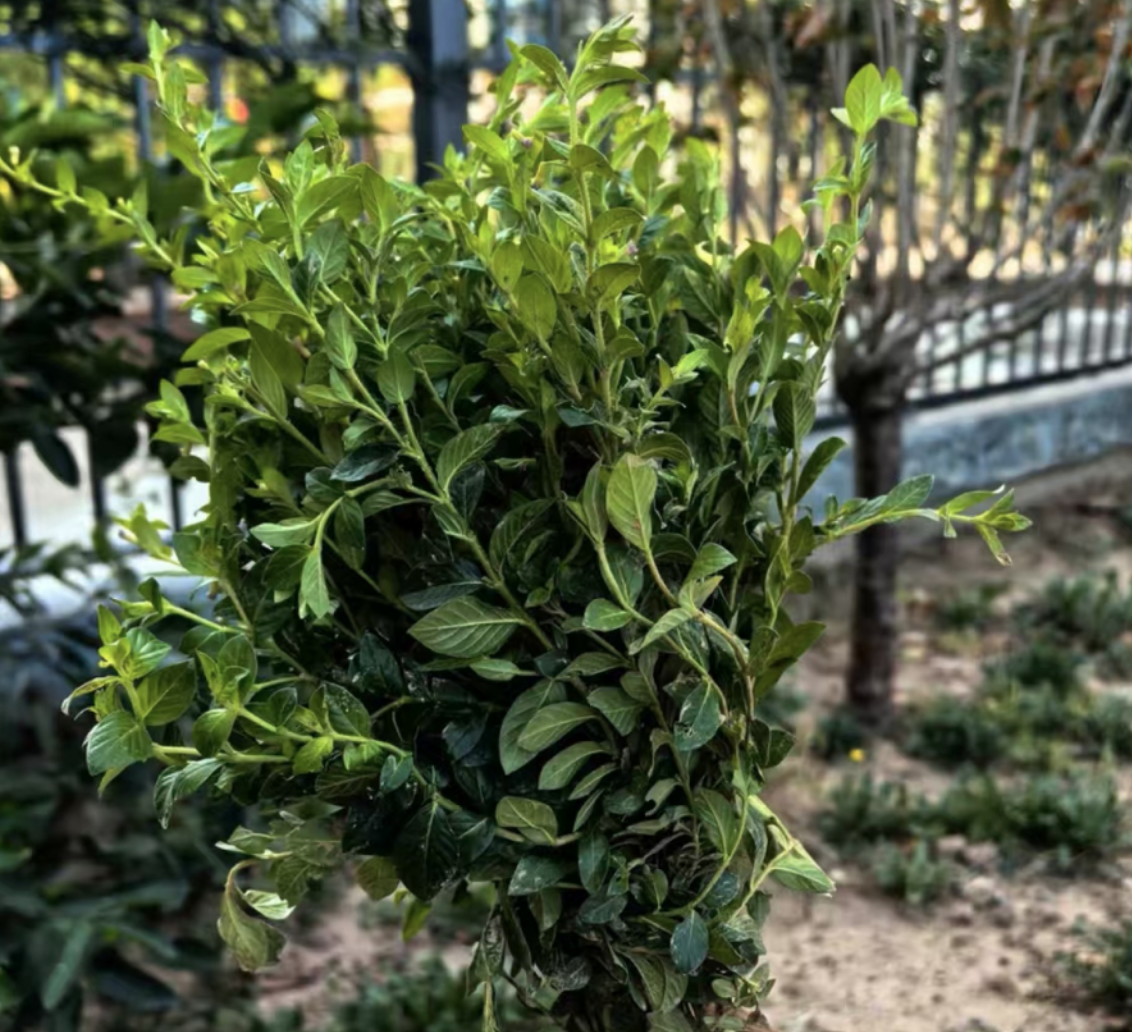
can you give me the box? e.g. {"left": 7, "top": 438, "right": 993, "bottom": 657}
{"left": 2, "top": 0, "right": 1131, "bottom": 550}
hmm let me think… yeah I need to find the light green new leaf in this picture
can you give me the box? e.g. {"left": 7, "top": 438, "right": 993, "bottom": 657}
{"left": 218, "top": 882, "right": 286, "bottom": 972}
{"left": 797, "top": 437, "right": 847, "bottom": 502}
{"left": 299, "top": 548, "right": 333, "bottom": 619}
{"left": 771, "top": 842, "right": 836, "bottom": 895}
{"left": 687, "top": 543, "right": 737, "bottom": 583}
{"left": 355, "top": 855, "right": 400, "bottom": 901}
{"left": 182, "top": 326, "right": 251, "bottom": 362}
{"left": 463, "top": 124, "right": 511, "bottom": 164}
{"left": 842, "top": 64, "right": 884, "bottom": 135}
{"left": 495, "top": 796, "right": 558, "bottom": 844}
{"left": 515, "top": 274, "right": 557, "bottom": 341}
{"left": 773, "top": 382, "right": 815, "bottom": 453}
{"left": 136, "top": 662, "right": 197, "bottom": 725}
{"left": 607, "top": 454, "right": 656, "bottom": 552}
{"left": 86, "top": 711, "right": 152, "bottom": 776}
{"left": 325, "top": 305, "right": 357, "bottom": 371}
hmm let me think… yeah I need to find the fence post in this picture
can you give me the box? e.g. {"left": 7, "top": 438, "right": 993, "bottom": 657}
{"left": 408, "top": 0, "right": 470, "bottom": 183}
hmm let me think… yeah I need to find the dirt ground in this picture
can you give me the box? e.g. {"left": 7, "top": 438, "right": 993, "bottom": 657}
{"left": 259, "top": 452, "right": 1132, "bottom": 1032}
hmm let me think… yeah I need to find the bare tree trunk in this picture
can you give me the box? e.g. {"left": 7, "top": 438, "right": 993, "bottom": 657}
{"left": 840, "top": 364, "right": 905, "bottom": 727}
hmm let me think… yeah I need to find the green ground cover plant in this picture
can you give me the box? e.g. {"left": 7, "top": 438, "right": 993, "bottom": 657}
{"left": 1058, "top": 917, "right": 1132, "bottom": 1027}
{"left": 822, "top": 768, "right": 1124, "bottom": 882}
{"left": 0, "top": 19, "right": 1028, "bottom": 1031}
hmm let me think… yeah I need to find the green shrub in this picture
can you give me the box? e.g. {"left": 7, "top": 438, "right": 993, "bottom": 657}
{"left": 818, "top": 774, "right": 932, "bottom": 850}
{"left": 937, "top": 773, "right": 1123, "bottom": 872}
{"left": 269, "top": 958, "right": 547, "bottom": 1032}
{"left": 1077, "top": 695, "right": 1132, "bottom": 761}
{"left": 870, "top": 840, "right": 951, "bottom": 906}
{"left": 809, "top": 707, "right": 869, "bottom": 761}
{"left": 1057, "top": 918, "right": 1132, "bottom": 1025}
{"left": 1015, "top": 571, "right": 1132, "bottom": 658}
{"left": 1029, "top": 570, "right": 1132, "bottom": 648}
{"left": 989, "top": 641, "right": 1083, "bottom": 698}
{"left": 933, "top": 584, "right": 1004, "bottom": 632}
{"left": 903, "top": 694, "right": 1004, "bottom": 769}
{"left": 0, "top": 610, "right": 231, "bottom": 1031}
{"left": 2, "top": 22, "right": 1027, "bottom": 1032}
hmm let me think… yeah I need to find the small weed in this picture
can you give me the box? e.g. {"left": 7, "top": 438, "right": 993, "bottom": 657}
{"left": 871, "top": 839, "right": 952, "bottom": 906}
{"left": 246, "top": 958, "right": 546, "bottom": 1032}
{"left": 1077, "top": 695, "right": 1132, "bottom": 760}
{"left": 937, "top": 773, "right": 1124, "bottom": 872}
{"left": 811, "top": 707, "right": 870, "bottom": 761}
{"left": 934, "top": 584, "right": 1005, "bottom": 632}
{"left": 1015, "top": 571, "right": 1132, "bottom": 658}
{"left": 989, "top": 640, "right": 1084, "bottom": 698}
{"left": 1058, "top": 918, "right": 1132, "bottom": 1025}
{"left": 904, "top": 694, "right": 1004, "bottom": 769}
{"left": 818, "top": 773, "right": 932, "bottom": 850}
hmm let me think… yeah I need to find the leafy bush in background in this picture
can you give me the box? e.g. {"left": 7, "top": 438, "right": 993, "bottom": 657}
{"left": 935, "top": 773, "right": 1124, "bottom": 872}
{"left": 869, "top": 840, "right": 951, "bottom": 907}
{"left": 2, "top": 19, "right": 1029, "bottom": 1032}
{"left": 932, "top": 583, "right": 1004, "bottom": 633}
{"left": 1015, "top": 571, "right": 1132, "bottom": 658}
{"left": 1058, "top": 917, "right": 1132, "bottom": 1027}
{"left": 903, "top": 694, "right": 1004, "bottom": 770}
{"left": 0, "top": 600, "right": 233, "bottom": 1031}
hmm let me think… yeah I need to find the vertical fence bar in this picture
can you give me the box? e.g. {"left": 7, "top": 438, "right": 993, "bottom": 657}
{"left": 206, "top": 0, "right": 225, "bottom": 111}
{"left": 48, "top": 51, "right": 65, "bottom": 106}
{"left": 952, "top": 310, "right": 965, "bottom": 392}
{"left": 408, "top": 0, "right": 470, "bottom": 183}
{"left": 1103, "top": 200, "right": 1124, "bottom": 364}
{"left": 690, "top": 60, "right": 703, "bottom": 133}
{"left": 493, "top": 0, "right": 509, "bottom": 68}
{"left": 4, "top": 451, "right": 28, "bottom": 548}
{"left": 51, "top": 44, "right": 108, "bottom": 526}
{"left": 345, "top": 0, "right": 364, "bottom": 163}
{"left": 547, "top": 0, "right": 562, "bottom": 56}
{"left": 646, "top": 0, "right": 658, "bottom": 104}
{"left": 1082, "top": 248, "right": 1100, "bottom": 367}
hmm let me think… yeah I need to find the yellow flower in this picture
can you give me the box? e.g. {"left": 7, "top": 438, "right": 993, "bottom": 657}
{"left": 848, "top": 748, "right": 866, "bottom": 763}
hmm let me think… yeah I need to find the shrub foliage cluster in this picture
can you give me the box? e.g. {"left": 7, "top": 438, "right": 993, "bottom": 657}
{"left": 1, "top": 19, "right": 1028, "bottom": 1032}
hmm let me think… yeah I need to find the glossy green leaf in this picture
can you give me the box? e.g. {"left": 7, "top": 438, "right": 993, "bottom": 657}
{"left": 517, "top": 702, "right": 597, "bottom": 753}
{"left": 607, "top": 454, "right": 656, "bottom": 552}
{"left": 409, "top": 596, "right": 522, "bottom": 659}
{"left": 495, "top": 796, "right": 557, "bottom": 844}
{"left": 670, "top": 911, "right": 709, "bottom": 975}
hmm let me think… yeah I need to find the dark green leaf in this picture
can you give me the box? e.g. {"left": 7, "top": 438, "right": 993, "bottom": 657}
{"left": 408, "top": 596, "right": 522, "bottom": 659}
{"left": 670, "top": 911, "right": 709, "bottom": 974}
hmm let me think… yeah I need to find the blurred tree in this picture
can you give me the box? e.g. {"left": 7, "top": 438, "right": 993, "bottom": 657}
{"left": 679, "top": 0, "right": 1132, "bottom": 724}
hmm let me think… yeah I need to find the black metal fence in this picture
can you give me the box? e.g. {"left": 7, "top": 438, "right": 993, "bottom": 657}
{"left": 1, "top": 0, "right": 1131, "bottom": 550}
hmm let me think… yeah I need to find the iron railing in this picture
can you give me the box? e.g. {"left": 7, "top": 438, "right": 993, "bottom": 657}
{"left": 1, "top": 0, "right": 1131, "bottom": 549}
